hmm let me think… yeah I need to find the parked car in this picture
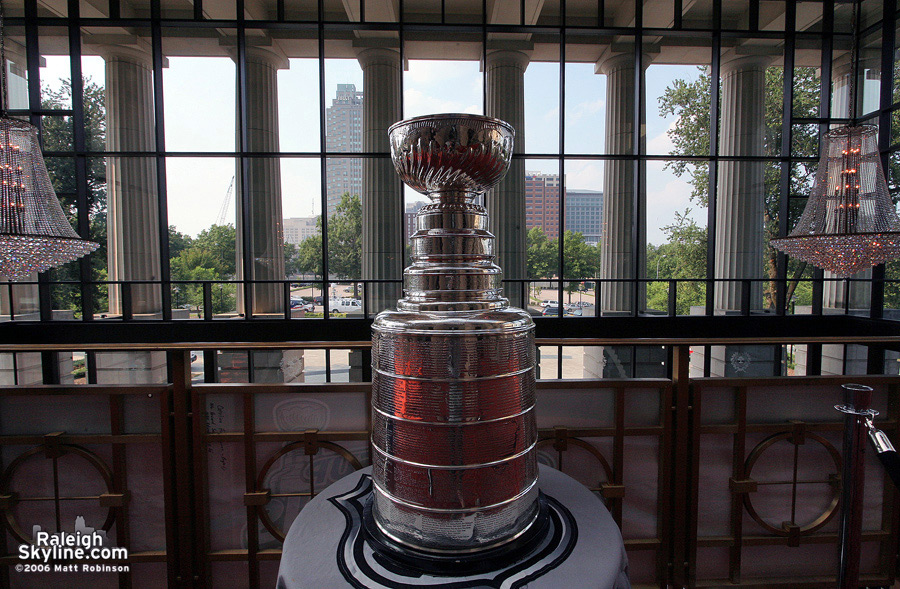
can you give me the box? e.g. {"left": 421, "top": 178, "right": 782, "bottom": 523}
{"left": 541, "top": 305, "right": 560, "bottom": 316}
{"left": 290, "top": 298, "right": 314, "bottom": 312}
{"left": 313, "top": 295, "right": 324, "bottom": 305}
{"left": 540, "top": 300, "right": 559, "bottom": 308}
{"left": 565, "top": 305, "right": 583, "bottom": 316}
{"left": 575, "top": 301, "right": 594, "bottom": 308}
{"left": 329, "top": 298, "right": 363, "bottom": 313}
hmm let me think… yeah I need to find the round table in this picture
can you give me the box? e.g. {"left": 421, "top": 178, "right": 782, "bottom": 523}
{"left": 277, "top": 464, "right": 630, "bottom": 588}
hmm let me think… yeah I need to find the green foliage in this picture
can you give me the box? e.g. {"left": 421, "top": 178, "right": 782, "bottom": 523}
{"left": 40, "top": 77, "right": 107, "bottom": 315}
{"left": 168, "top": 226, "right": 193, "bottom": 259}
{"left": 526, "top": 227, "right": 557, "bottom": 279}
{"left": 296, "top": 193, "right": 362, "bottom": 279}
{"left": 169, "top": 224, "right": 237, "bottom": 314}
{"left": 646, "top": 210, "right": 708, "bottom": 314}
{"left": 525, "top": 227, "right": 601, "bottom": 301}
{"left": 190, "top": 224, "right": 237, "bottom": 277}
{"left": 658, "top": 66, "right": 821, "bottom": 309}
{"left": 284, "top": 242, "right": 302, "bottom": 276}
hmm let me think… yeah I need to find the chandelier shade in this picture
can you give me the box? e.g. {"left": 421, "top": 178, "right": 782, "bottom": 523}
{"left": 0, "top": 117, "right": 98, "bottom": 280}
{"left": 770, "top": 125, "right": 900, "bottom": 277}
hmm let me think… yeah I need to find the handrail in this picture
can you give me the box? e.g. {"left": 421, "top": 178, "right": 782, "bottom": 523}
{"left": 0, "top": 335, "right": 898, "bottom": 352}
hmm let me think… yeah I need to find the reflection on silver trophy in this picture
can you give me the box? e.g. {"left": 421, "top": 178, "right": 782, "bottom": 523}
{"left": 370, "top": 114, "right": 539, "bottom": 554}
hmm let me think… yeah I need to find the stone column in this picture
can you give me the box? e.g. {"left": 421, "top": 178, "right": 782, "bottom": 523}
{"left": 235, "top": 47, "right": 286, "bottom": 317}
{"left": 714, "top": 55, "right": 767, "bottom": 313}
{"left": 100, "top": 47, "right": 166, "bottom": 384}
{"left": 696, "top": 55, "right": 773, "bottom": 378}
{"left": 359, "top": 47, "right": 403, "bottom": 314}
{"left": 485, "top": 49, "right": 528, "bottom": 308}
{"left": 598, "top": 53, "right": 647, "bottom": 315}
{"left": 227, "top": 47, "right": 303, "bottom": 383}
{"left": 587, "top": 53, "right": 654, "bottom": 378}
{"left": 105, "top": 47, "right": 162, "bottom": 316}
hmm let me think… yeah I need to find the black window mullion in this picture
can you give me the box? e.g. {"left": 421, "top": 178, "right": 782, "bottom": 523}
{"left": 23, "top": 0, "right": 56, "bottom": 325}
{"left": 151, "top": 0, "right": 172, "bottom": 321}
{"left": 872, "top": 0, "right": 896, "bottom": 326}
{"left": 632, "top": 0, "right": 642, "bottom": 317}
{"left": 237, "top": 0, "right": 253, "bottom": 320}
{"left": 705, "top": 0, "right": 721, "bottom": 317}
{"left": 318, "top": 1, "right": 329, "bottom": 319}
{"left": 556, "top": 4, "right": 565, "bottom": 315}
{"left": 776, "top": 3, "right": 795, "bottom": 317}
{"left": 67, "top": 0, "right": 94, "bottom": 325}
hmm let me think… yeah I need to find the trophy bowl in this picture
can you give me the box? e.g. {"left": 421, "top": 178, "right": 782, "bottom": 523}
{"left": 388, "top": 113, "right": 515, "bottom": 196}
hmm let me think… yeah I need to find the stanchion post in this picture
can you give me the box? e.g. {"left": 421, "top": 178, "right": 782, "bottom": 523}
{"left": 835, "top": 383, "right": 875, "bottom": 589}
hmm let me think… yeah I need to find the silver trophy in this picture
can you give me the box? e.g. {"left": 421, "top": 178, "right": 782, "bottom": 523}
{"left": 368, "top": 114, "right": 542, "bottom": 560}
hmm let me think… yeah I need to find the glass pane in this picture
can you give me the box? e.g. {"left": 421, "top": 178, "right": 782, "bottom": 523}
{"left": 324, "top": 54, "right": 363, "bottom": 155}
{"left": 403, "top": 58, "right": 482, "bottom": 119}
{"left": 279, "top": 55, "right": 321, "bottom": 153}
{"left": 167, "top": 158, "right": 238, "bottom": 317}
{"left": 40, "top": 27, "right": 72, "bottom": 109}
{"left": 5, "top": 24, "right": 28, "bottom": 110}
{"left": 163, "top": 34, "right": 237, "bottom": 152}
{"left": 646, "top": 161, "right": 707, "bottom": 315}
{"left": 648, "top": 62, "right": 711, "bottom": 157}
{"left": 525, "top": 57, "right": 561, "bottom": 155}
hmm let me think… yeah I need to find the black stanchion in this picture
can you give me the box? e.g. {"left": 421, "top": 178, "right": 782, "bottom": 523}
{"left": 835, "top": 383, "right": 899, "bottom": 589}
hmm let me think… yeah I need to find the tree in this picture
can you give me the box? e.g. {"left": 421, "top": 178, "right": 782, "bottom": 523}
{"left": 561, "top": 231, "right": 600, "bottom": 302}
{"left": 191, "top": 224, "right": 237, "bottom": 277}
{"left": 296, "top": 193, "right": 362, "bottom": 280}
{"left": 525, "top": 226, "right": 601, "bottom": 302}
{"left": 658, "top": 66, "right": 821, "bottom": 309}
{"left": 41, "top": 77, "right": 107, "bottom": 315}
{"left": 526, "top": 227, "right": 556, "bottom": 280}
{"left": 284, "top": 242, "right": 302, "bottom": 276}
{"left": 646, "top": 210, "right": 708, "bottom": 315}
{"left": 168, "top": 226, "right": 193, "bottom": 259}
{"left": 328, "top": 193, "right": 362, "bottom": 279}
{"left": 169, "top": 223, "right": 237, "bottom": 314}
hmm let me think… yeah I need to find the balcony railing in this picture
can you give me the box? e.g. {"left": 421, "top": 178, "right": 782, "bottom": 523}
{"left": 1, "top": 276, "right": 896, "bottom": 322}
{"left": 0, "top": 337, "right": 898, "bottom": 587}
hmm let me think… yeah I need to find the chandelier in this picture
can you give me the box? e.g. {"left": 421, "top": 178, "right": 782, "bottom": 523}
{"left": 0, "top": 0, "right": 98, "bottom": 281}
{"left": 771, "top": 0, "right": 900, "bottom": 276}
{"left": 770, "top": 125, "right": 900, "bottom": 277}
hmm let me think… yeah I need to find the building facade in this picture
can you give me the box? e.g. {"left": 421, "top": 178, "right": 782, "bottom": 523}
{"left": 325, "top": 83, "right": 363, "bottom": 216}
{"left": 525, "top": 171, "right": 561, "bottom": 239}
{"left": 525, "top": 173, "right": 603, "bottom": 244}
{"left": 283, "top": 216, "right": 319, "bottom": 245}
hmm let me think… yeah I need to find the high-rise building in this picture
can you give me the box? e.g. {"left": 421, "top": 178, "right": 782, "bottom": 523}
{"left": 283, "top": 216, "right": 320, "bottom": 245}
{"left": 405, "top": 200, "right": 426, "bottom": 242}
{"left": 525, "top": 171, "right": 561, "bottom": 239}
{"left": 525, "top": 172, "right": 602, "bottom": 244}
{"left": 565, "top": 189, "right": 603, "bottom": 245}
{"left": 325, "top": 84, "right": 363, "bottom": 216}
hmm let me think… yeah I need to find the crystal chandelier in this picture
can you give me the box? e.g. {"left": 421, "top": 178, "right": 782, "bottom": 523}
{"left": 0, "top": 0, "right": 98, "bottom": 281}
{"left": 770, "top": 125, "right": 900, "bottom": 277}
{"left": 770, "top": 0, "right": 900, "bottom": 276}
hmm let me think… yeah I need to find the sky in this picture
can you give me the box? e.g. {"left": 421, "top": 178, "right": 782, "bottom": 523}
{"left": 39, "top": 53, "right": 710, "bottom": 245}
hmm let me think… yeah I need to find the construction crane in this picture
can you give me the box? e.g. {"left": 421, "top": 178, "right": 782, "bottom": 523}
{"left": 216, "top": 176, "right": 235, "bottom": 226}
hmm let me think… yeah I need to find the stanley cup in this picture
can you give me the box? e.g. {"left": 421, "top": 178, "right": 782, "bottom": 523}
{"left": 370, "top": 114, "right": 539, "bottom": 555}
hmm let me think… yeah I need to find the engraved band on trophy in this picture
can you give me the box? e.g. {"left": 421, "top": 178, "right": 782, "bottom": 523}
{"left": 366, "top": 113, "right": 544, "bottom": 559}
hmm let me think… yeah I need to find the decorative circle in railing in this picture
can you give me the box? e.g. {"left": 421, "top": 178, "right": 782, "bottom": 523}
{"left": 255, "top": 440, "right": 363, "bottom": 542}
{"left": 742, "top": 431, "right": 842, "bottom": 537}
{"left": 0, "top": 443, "right": 116, "bottom": 544}
{"left": 536, "top": 437, "right": 614, "bottom": 500}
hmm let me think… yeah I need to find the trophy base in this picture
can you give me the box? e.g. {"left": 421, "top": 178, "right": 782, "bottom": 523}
{"left": 361, "top": 492, "right": 551, "bottom": 576}
{"left": 276, "top": 466, "right": 630, "bottom": 588}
